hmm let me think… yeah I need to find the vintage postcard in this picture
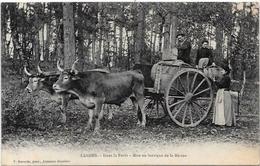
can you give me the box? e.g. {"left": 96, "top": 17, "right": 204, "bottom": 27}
{"left": 1, "top": 2, "right": 259, "bottom": 165}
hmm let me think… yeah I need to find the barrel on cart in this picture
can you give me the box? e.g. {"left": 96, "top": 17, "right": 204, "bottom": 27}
{"left": 136, "top": 59, "right": 216, "bottom": 127}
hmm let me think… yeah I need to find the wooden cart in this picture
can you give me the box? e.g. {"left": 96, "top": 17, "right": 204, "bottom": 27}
{"left": 138, "top": 60, "right": 216, "bottom": 127}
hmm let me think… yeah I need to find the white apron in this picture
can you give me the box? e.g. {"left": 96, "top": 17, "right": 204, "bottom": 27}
{"left": 213, "top": 89, "right": 236, "bottom": 126}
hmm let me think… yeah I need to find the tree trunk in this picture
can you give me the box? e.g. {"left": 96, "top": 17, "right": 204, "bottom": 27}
{"left": 1, "top": 4, "right": 7, "bottom": 58}
{"left": 96, "top": 2, "right": 103, "bottom": 66}
{"left": 56, "top": 19, "right": 63, "bottom": 63}
{"left": 85, "top": 32, "right": 91, "bottom": 63}
{"left": 41, "top": 3, "right": 45, "bottom": 61}
{"left": 12, "top": 32, "right": 18, "bottom": 60}
{"left": 63, "top": 3, "right": 76, "bottom": 69}
{"left": 227, "top": 32, "right": 232, "bottom": 77}
{"left": 92, "top": 33, "right": 96, "bottom": 65}
{"left": 102, "top": 16, "right": 110, "bottom": 68}
{"left": 209, "top": 24, "right": 212, "bottom": 46}
{"left": 215, "top": 24, "right": 224, "bottom": 59}
{"left": 162, "top": 14, "right": 170, "bottom": 60}
{"left": 135, "top": 3, "right": 145, "bottom": 64}
{"left": 113, "top": 20, "right": 117, "bottom": 67}
{"left": 107, "top": 37, "right": 110, "bottom": 69}
{"left": 149, "top": 8, "right": 154, "bottom": 55}
{"left": 150, "top": 27, "right": 153, "bottom": 51}
{"left": 102, "top": 31, "right": 109, "bottom": 68}
{"left": 9, "top": 3, "right": 18, "bottom": 60}
{"left": 97, "top": 33, "right": 102, "bottom": 66}
{"left": 34, "top": 31, "right": 40, "bottom": 65}
{"left": 226, "top": 4, "right": 233, "bottom": 78}
{"left": 241, "top": 2, "right": 247, "bottom": 80}
{"left": 149, "top": 26, "right": 154, "bottom": 64}
{"left": 77, "top": 3, "right": 84, "bottom": 71}
{"left": 162, "top": 9, "right": 177, "bottom": 60}
{"left": 126, "top": 30, "right": 131, "bottom": 70}
{"left": 40, "top": 26, "right": 44, "bottom": 61}
{"left": 158, "top": 17, "right": 165, "bottom": 55}
{"left": 45, "top": 23, "right": 50, "bottom": 62}
{"left": 118, "top": 24, "right": 123, "bottom": 67}
{"left": 46, "top": 4, "right": 52, "bottom": 62}
{"left": 169, "top": 12, "right": 178, "bottom": 57}
{"left": 152, "top": 33, "right": 157, "bottom": 57}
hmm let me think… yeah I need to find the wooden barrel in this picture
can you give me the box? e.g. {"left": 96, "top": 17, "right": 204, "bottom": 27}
{"left": 151, "top": 60, "right": 191, "bottom": 93}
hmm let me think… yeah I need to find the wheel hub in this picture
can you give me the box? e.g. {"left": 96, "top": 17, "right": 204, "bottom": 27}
{"left": 185, "top": 92, "right": 193, "bottom": 102}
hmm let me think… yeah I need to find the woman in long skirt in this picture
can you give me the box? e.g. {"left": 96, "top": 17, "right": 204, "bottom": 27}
{"left": 212, "top": 62, "right": 236, "bottom": 126}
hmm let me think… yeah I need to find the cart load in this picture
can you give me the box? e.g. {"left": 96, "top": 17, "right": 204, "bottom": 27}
{"left": 150, "top": 59, "right": 191, "bottom": 93}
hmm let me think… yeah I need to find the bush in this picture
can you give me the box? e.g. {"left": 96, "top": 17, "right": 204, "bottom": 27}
{"left": 2, "top": 86, "right": 63, "bottom": 133}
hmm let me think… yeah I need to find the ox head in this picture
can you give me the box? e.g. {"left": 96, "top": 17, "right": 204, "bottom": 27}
{"left": 52, "top": 59, "right": 81, "bottom": 93}
{"left": 24, "top": 63, "right": 53, "bottom": 93}
{"left": 53, "top": 59, "right": 109, "bottom": 92}
{"left": 53, "top": 59, "right": 105, "bottom": 109}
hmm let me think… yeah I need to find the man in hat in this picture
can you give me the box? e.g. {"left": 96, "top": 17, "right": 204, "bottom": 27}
{"left": 176, "top": 33, "right": 191, "bottom": 64}
{"left": 195, "top": 40, "right": 214, "bottom": 68}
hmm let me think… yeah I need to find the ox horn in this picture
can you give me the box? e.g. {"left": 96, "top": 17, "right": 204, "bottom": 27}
{"left": 57, "top": 60, "right": 64, "bottom": 72}
{"left": 37, "top": 63, "right": 46, "bottom": 75}
{"left": 24, "top": 66, "right": 32, "bottom": 76}
{"left": 71, "top": 58, "right": 79, "bottom": 74}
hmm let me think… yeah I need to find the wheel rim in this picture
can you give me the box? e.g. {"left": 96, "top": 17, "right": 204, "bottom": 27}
{"left": 165, "top": 69, "right": 213, "bottom": 127}
{"left": 144, "top": 94, "right": 167, "bottom": 119}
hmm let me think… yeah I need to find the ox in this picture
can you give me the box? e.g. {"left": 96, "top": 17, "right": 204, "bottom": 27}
{"left": 53, "top": 60, "right": 146, "bottom": 133}
{"left": 24, "top": 63, "right": 111, "bottom": 123}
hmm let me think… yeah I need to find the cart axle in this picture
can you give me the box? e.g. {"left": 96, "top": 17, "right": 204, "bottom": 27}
{"left": 185, "top": 92, "right": 193, "bottom": 102}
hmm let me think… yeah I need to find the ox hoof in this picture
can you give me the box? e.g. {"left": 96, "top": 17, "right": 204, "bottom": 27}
{"left": 137, "top": 121, "right": 146, "bottom": 128}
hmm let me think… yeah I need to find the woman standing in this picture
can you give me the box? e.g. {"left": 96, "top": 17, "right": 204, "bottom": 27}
{"left": 212, "top": 61, "right": 236, "bottom": 126}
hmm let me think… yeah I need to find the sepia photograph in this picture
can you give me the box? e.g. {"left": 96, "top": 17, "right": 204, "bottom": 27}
{"left": 1, "top": 2, "right": 259, "bottom": 165}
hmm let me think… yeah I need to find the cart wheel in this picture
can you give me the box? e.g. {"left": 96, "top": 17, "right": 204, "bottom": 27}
{"left": 165, "top": 69, "right": 213, "bottom": 127}
{"left": 144, "top": 94, "right": 168, "bottom": 119}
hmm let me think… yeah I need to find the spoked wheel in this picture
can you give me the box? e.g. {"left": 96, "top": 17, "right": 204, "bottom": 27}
{"left": 165, "top": 69, "right": 213, "bottom": 127}
{"left": 144, "top": 93, "right": 168, "bottom": 119}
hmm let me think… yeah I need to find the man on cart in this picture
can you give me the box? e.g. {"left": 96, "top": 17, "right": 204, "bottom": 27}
{"left": 176, "top": 33, "right": 192, "bottom": 64}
